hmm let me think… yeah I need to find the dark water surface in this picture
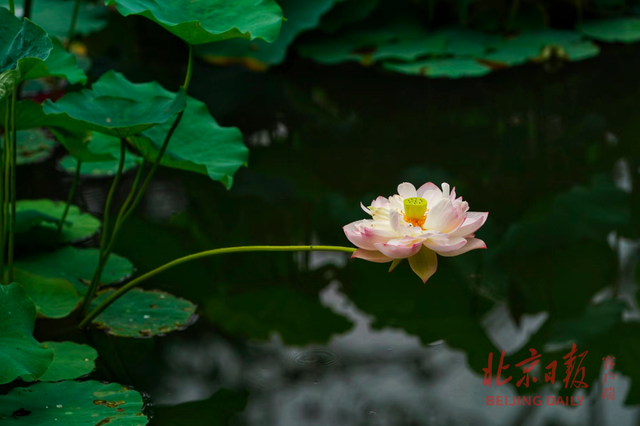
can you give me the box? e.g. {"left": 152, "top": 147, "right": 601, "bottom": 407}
{"left": 22, "top": 32, "right": 640, "bottom": 425}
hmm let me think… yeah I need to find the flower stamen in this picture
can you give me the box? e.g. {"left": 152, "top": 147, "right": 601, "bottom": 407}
{"left": 403, "top": 197, "right": 428, "bottom": 228}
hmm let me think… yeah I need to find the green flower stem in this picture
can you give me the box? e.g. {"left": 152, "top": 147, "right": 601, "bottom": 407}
{"left": 6, "top": 89, "right": 17, "bottom": 282}
{"left": 8, "top": 0, "right": 14, "bottom": 14}
{"left": 81, "top": 140, "right": 126, "bottom": 312}
{"left": 56, "top": 160, "right": 82, "bottom": 241}
{"left": 101, "top": 160, "right": 146, "bottom": 257}
{"left": 67, "top": 0, "right": 82, "bottom": 48}
{"left": 79, "top": 245, "right": 356, "bottom": 328}
{"left": 90, "top": 43, "right": 193, "bottom": 284}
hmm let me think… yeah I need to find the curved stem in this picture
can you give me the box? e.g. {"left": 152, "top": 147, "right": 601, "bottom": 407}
{"left": 81, "top": 140, "right": 126, "bottom": 312}
{"left": 67, "top": 0, "right": 82, "bottom": 49}
{"left": 56, "top": 159, "right": 82, "bottom": 242}
{"left": 7, "top": 89, "right": 17, "bottom": 282}
{"left": 102, "top": 160, "right": 145, "bottom": 257}
{"left": 80, "top": 245, "right": 356, "bottom": 328}
{"left": 183, "top": 44, "right": 193, "bottom": 92}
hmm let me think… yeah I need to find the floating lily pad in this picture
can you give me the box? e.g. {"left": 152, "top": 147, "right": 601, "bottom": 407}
{"left": 13, "top": 269, "right": 80, "bottom": 319}
{"left": 198, "top": 0, "right": 339, "bottom": 69}
{"left": 15, "top": 128, "right": 55, "bottom": 165}
{"left": 481, "top": 30, "right": 599, "bottom": 66}
{"left": 16, "top": 199, "right": 100, "bottom": 243}
{"left": 14, "top": 247, "right": 134, "bottom": 295}
{"left": 0, "top": 283, "right": 53, "bottom": 384}
{"left": 2, "top": 0, "right": 109, "bottom": 40}
{"left": 580, "top": 18, "right": 640, "bottom": 43}
{"left": 37, "top": 342, "right": 98, "bottom": 382}
{"left": 15, "top": 209, "right": 61, "bottom": 233}
{"left": 132, "top": 96, "right": 247, "bottom": 189}
{"left": 107, "top": 0, "right": 284, "bottom": 45}
{"left": 43, "top": 71, "right": 186, "bottom": 138}
{"left": 59, "top": 155, "right": 139, "bottom": 177}
{"left": 0, "top": 380, "right": 148, "bottom": 424}
{"left": 22, "top": 37, "right": 87, "bottom": 85}
{"left": 89, "top": 288, "right": 197, "bottom": 337}
{"left": 0, "top": 8, "right": 52, "bottom": 78}
{"left": 384, "top": 58, "right": 491, "bottom": 78}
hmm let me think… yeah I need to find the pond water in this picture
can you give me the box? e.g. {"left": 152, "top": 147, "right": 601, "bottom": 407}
{"left": 20, "top": 29, "right": 640, "bottom": 426}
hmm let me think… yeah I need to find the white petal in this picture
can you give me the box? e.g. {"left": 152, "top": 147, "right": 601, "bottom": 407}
{"left": 417, "top": 182, "right": 443, "bottom": 206}
{"left": 397, "top": 182, "right": 417, "bottom": 198}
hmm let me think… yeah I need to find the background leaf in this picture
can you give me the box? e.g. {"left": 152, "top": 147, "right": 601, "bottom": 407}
{"left": 0, "top": 380, "right": 147, "bottom": 425}
{"left": 132, "top": 96, "right": 247, "bottom": 189}
{"left": 13, "top": 269, "right": 80, "bottom": 319}
{"left": 16, "top": 199, "right": 100, "bottom": 244}
{"left": 89, "top": 288, "right": 197, "bottom": 337}
{"left": 106, "top": 0, "right": 284, "bottom": 45}
{"left": 14, "top": 247, "right": 134, "bottom": 294}
{"left": 38, "top": 341, "right": 98, "bottom": 382}
{"left": 43, "top": 71, "right": 186, "bottom": 138}
{"left": 0, "top": 283, "right": 53, "bottom": 384}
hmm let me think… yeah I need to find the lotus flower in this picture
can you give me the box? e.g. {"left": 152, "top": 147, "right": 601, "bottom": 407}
{"left": 344, "top": 182, "right": 487, "bottom": 282}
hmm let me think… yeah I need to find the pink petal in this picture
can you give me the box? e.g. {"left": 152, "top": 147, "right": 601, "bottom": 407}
{"left": 424, "top": 235, "right": 468, "bottom": 253}
{"left": 417, "top": 182, "right": 442, "bottom": 205}
{"left": 371, "top": 196, "right": 390, "bottom": 208}
{"left": 408, "top": 248, "right": 438, "bottom": 283}
{"left": 343, "top": 220, "right": 376, "bottom": 250}
{"left": 352, "top": 249, "right": 393, "bottom": 263}
{"left": 451, "top": 212, "right": 488, "bottom": 237}
{"left": 374, "top": 237, "right": 424, "bottom": 259}
{"left": 398, "top": 182, "right": 417, "bottom": 198}
{"left": 424, "top": 199, "right": 466, "bottom": 233}
{"left": 438, "top": 238, "right": 487, "bottom": 257}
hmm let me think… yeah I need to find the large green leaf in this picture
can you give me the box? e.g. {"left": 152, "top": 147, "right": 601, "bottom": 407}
{"left": 580, "top": 18, "right": 640, "bottom": 43}
{"left": 16, "top": 199, "right": 100, "bottom": 244}
{"left": 2, "top": 0, "right": 109, "bottom": 39}
{"left": 0, "top": 283, "right": 53, "bottom": 384}
{"left": 43, "top": 71, "right": 187, "bottom": 138}
{"left": 89, "top": 288, "right": 197, "bottom": 337}
{"left": 13, "top": 269, "right": 80, "bottom": 318}
{"left": 15, "top": 128, "right": 55, "bottom": 165}
{"left": 0, "top": 380, "right": 148, "bottom": 425}
{"left": 0, "top": 8, "right": 52, "bottom": 78}
{"left": 106, "top": 0, "right": 284, "bottom": 45}
{"left": 22, "top": 37, "right": 87, "bottom": 85}
{"left": 197, "top": 0, "right": 339, "bottom": 68}
{"left": 14, "top": 247, "right": 134, "bottom": 295}
{"left": 38, "top": 342, "right": 98, "bottom": 382}
{"left": 132, "top": 96, "right": 247, "bottom": 189}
